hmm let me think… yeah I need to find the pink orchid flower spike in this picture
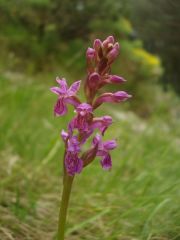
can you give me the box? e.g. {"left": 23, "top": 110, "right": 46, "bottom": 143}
{"left": 50, "top": 36, "right": 132, "bottom": 240}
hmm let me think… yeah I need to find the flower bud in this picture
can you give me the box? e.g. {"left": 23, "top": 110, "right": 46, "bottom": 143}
{"left": 113, "top": 91, "right": 132, "bottom": 102}
{"left": 107, "top": 42, "right": 120, "bottom": 63}
{"left": 86, "top": 47, "right": 95, "bottom": 60}
{"left": 93, "top": 91, "right": 132, "bottom": 109}
{"left": 103, "top": 140, "right": 117, "bottom": 150}
{"left": 88, "top": 72, "right": 101, "bottom": 89}
{"left": 102, "top": 36, "right": 115, "bottom": 49}
{"left": 108, "top": 75, "right": 126, "bottom": 84}
{"left": 93, "top": 39, "right": 102, "bottom": 52}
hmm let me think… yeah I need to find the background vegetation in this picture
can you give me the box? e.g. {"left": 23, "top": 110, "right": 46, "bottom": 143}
{"left": 0, "top": 0, "right": 179, "bottom": 239}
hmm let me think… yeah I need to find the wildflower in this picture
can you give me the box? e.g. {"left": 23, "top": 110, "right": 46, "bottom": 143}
{"left": 68, "top": 103, "right": 93, "bottom": 135}
{"left": 93, "top": 134, "right": 117, "bottom": 170}
{"left": 65, "top": 152, "right": 83, "bottom": 176}
{"left": 65, "top": 136, "right": 83, "bottom": 176}
{"left": 50, "top": 78, "right": 81, "bottom": 116}
{"left": 51, "top": 36, "right": 132, "bottom": 240}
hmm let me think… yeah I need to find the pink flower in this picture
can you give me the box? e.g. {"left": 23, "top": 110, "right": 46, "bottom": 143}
{"left": 50, "top": 78, "right": 81, "bottom": 116}
{"left": 68, "top": 103, "right": 95, "bottom": 144}
{"left": 93, "top": 134, "right": 117, "bottom": 170}
{"left": 65, "top": 152, "right": 83, "bottom": 176}
{"left": 65, "top": 136, "right": 83, "bottom": 175}
{"left": 69, "top": 103, "right": 93, "bottom": 134}
{"left": 68, "top": 104, "right": 112, "bottom": 144}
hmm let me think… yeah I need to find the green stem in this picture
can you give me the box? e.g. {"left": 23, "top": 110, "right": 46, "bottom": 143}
{"left": 57, "top": 174, "right": 74, "bottom": 240}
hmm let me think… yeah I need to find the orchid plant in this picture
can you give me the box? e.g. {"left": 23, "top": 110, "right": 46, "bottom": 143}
{"left": 50, "top": 36, "right": 131, "bottom": 240}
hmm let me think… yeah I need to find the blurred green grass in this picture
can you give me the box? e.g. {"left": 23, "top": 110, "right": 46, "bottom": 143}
{"left": 0, "top": 73, "right": 180, "bottom": 240}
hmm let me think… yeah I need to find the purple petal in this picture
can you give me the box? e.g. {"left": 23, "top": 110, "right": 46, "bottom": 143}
{"left": 65, "top": 152, "right": 83, "bottom": 176}
{"left": 76, "top": 115, "right": 89, "bottom": 132}
{"left": 102, "top": 116, "right": 113, "bottom": 125}
{"left": 67, "top": 103, "right": 93, "bottom": 142}
{"left": 65, "top": 96, "right": 81, "bottom": 108}
{"left": 67, "top": 136, "right": 81, "bottom": 153}
{"left": 68, "top": 80, "right": 81, "bottom": 95}
{"left": 92, "top": 134, "right": 116, "bottom": 170}
{"left": 56, "top": 77, "right": 68, "bottom": 93}
{"left": 100, "top": 154, "right": 112, "bottom": 170}
{"left": 103, "top": 140, "right": 117, "bottom": 150}
{"left": 96, "top": 149, "right": 107, "bottom": 157}
{"left": 76, "top": 103, "right": 93, "bottom": 115}
{"left": 113, "top": 91, "right": 132, "bottom": 102}
{"left": 68, "top": 114, "right": 92, "bottom": 139}
{"left": 75, "top": 158, "right": 83, "bottom": 174}
{"left": 50, "top": 87, "right": 63, "bottom": 95}
{"left": 54, "top": 98, "right": 67, "bottom": 116}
